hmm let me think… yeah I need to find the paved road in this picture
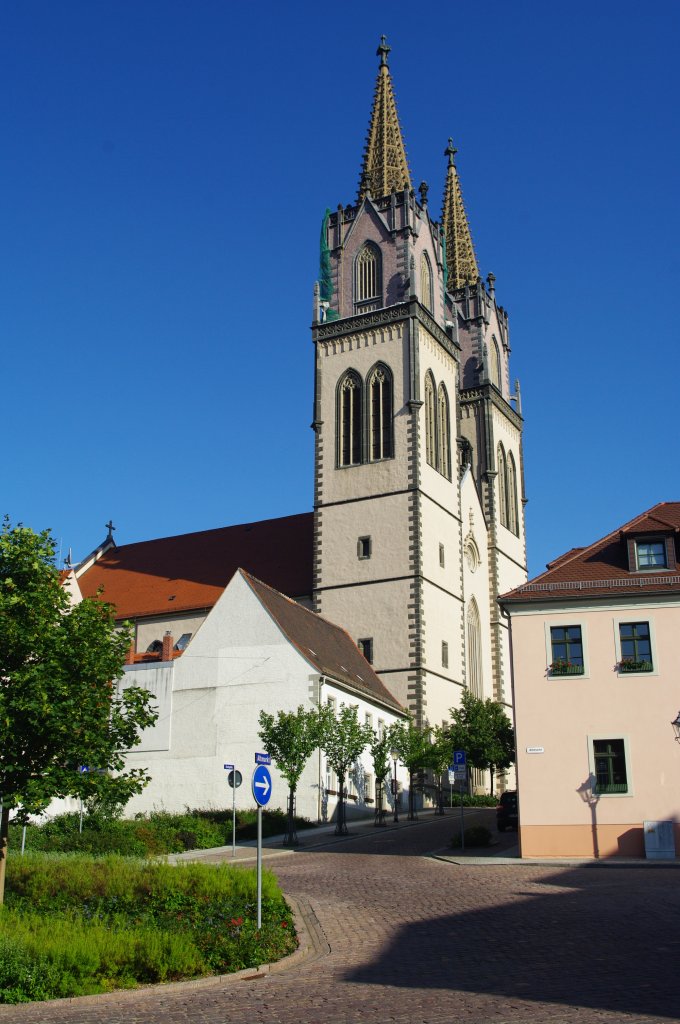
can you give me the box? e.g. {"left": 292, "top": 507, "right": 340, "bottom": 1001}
{"left": 4, "top": 811, "right": 680, "bottom": 1024}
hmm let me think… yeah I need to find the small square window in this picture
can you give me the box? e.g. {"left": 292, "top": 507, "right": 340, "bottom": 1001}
{"left": 550, "top": 625, "right": 584, "bottom": 675}
{"left": 636, "top": 541, "right": 667, "bottom": 570}
{"left": 358, "top": 536, "right": 372, "bottom": 560}
{"left": 358, "top": 638, "right": 374, "bottom": 664}
{"left": 442, "top": 641, "right": 449, "bottom": 668}
{"left": 439, "top": 543, "right": 445, "bottom": 568}
{"left": 619, "top": 622, "right": 653, "bottom": 672}
{"left": 174, "top": 632, "right": 192, "bottom": 651}
{"left": 593, "top": 738, "right": 628, "bottom": 794}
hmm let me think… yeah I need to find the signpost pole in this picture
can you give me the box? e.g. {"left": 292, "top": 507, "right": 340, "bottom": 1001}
{"left": 460, "top": 786, "right": 465, "bottom": 852}
{"left": 257, "top": 806, "right": 262, "bottom": 930}
{"left": 232, "top": 782, "right": 236, "bottom": 860}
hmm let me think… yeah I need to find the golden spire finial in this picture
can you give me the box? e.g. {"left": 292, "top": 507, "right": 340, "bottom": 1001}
{"left": 357, "top": 38, "right": 412, "bottom": 202}
{"left": 441, "top": 137, "right": 479, "bottom": 290}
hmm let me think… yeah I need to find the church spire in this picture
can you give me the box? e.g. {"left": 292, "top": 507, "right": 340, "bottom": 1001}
{"left": 357, "top": 37, "right": 412, "bottom": 202}
{"left": 441, "top": 138, "right": 479, "bottom": 290}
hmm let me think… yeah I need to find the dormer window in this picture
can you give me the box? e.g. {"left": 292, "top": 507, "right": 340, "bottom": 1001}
{"left": 636, "top": 540, "right": 667, "bottom": 570}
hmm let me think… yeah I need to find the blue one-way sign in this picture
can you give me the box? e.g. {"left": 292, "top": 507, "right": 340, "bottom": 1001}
{"left": 252, "top": 765, "right": 272, "bottom": 807}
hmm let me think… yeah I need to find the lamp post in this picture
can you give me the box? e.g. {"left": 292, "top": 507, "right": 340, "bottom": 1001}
{"left": 671, "top": 711, "right": 680, "bottom": 741}
{"left": 390, "top": 748, "right": 399, "bottom": 823}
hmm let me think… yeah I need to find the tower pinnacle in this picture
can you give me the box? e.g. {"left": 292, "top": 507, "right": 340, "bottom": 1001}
{"left": 358, "top": 38, "right": 412, "bottom": 202}
{"left": 441, "top": 137, "right": 479, "bottom": 290}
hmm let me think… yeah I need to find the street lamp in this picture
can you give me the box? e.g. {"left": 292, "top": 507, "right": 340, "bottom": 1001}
{"left": 390, "top": 748, "right": 399, "bottom": 823}
{"left": 671, "top": 711, "right": 680, "bottom": 742}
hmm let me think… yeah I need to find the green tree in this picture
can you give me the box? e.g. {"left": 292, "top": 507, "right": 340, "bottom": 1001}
{"left": 368, "top": 727, "right": 393, "bottom": 825}
{"left": 389, "top": 717, "right": 432, "bottom": 820}
{"left": 320, "top": 703, "right": 372, "bottom": 835}
{"left": 0, "top": 520, "right": 158, "bottom": 902}
{"left": 425, "top": 725, "right": 454, "bottom": 815}
{"left": 257, "top": 704, "right": 323, "bottom": 846}
{"left": 447, "top": 690, "right": 515, "bottom": 794}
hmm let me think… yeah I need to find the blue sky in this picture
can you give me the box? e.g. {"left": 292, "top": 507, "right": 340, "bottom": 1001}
{"left": 2, "top": 1, "right": 679, "bottom": 579}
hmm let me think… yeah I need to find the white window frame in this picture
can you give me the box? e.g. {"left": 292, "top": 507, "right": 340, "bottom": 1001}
{"left": 544, "top": 619, "right": 590, "bottom": 679}
{"left": 587, "top": 733, "right": 633, "bottom": 798}
{"left": 612, "top": 616, "right": 658, "bottom": 677}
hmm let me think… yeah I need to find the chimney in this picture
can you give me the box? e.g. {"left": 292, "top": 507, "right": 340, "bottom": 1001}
{"left": 162, "top": 631, "right": 174, "bottom": 661}
{"left": 126, "top": 639, "right": 136, "bottom": 665}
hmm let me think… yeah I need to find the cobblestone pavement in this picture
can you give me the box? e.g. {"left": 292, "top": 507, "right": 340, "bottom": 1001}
{"left": 4, "top": 811, "right": 680, "bottom": 1024}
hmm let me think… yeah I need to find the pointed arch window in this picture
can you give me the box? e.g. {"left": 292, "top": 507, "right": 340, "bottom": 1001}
{"left": 420, "top": 252, "right": 433, "bottom": 312}
{"left": 338, "top": 371, "right": 362, "bottom": 466}
{"left": 489, "top": 337, "right": 501, "bottom": 390}
{"left": 497, "top": 444, "right": 508, "bottom": 528}
{"left": 437, "top": 383, "right": 451, "bottom": 480}
{"left": 368, "top": 363, "right": 393, "bottom": 461}
{"left": 507, "top": 453, "right": 519, "bottom": 536}
{"left": 355, "top": 243, "right": 382, "bottom": 310}
{"left": 424, "top": 372, "right": 436, "bottom": 468}
{"left": 467, "top": 599, "right": 483, "bottom": 698}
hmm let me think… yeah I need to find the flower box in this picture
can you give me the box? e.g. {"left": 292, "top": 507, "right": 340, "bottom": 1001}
{"left": 549, "top": 661, "right": 584, "bottom": 676}
{"left": 619, "top": 660, "right": 653, "bottom": 673}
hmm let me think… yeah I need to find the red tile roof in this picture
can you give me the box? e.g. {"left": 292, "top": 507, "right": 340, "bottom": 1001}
{"left": 77, "top": 513, "right": 313, "bottom": 620}
{"left": 502, "top": 502, "right": 680, "bottom": 604}
{"left": 241, "top": 570, "right": 404, "bottom": 713}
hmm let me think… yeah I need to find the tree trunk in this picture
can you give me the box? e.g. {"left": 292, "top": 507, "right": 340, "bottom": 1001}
{"left": 334, "top": 774, "right": 348, "bottom": 835}
{"left": 283, "top": 785, "right": 298, "bottom": 847}
{"left": 0, "top": 805, "right": 10, "bottom": 905}
{"left": 490, "top": 765, "right": 495, "bottom": 796}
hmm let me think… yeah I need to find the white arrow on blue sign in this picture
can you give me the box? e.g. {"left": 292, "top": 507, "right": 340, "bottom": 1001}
{"left": 453, "top": 750, "right": 466, "bottom": 767}
{"left": 252, "top": 765, "right": 272, "bottom": 807}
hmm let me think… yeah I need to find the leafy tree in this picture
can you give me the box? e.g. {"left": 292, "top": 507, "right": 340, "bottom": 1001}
{"left": 389, "top": 717, "right": 432, "bottom": 820}
{"left": 257, "top": 705, "right": 323, "bottom": 846}
{"left": 447, "top": 690, "right": 515, "bottom": 794}
{"left": 425, "top": 725, "right": 454, "bottom": 815}
{"left": 319, "top": 703, "right": 372, "bottom": 835}
{"left": 368, "top": 727, "right": 393, "bottom": 825}
{"left": 0, "top": 520, "right": 158, "bottom": 902}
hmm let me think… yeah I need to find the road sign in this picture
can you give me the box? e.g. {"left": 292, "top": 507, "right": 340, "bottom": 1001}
{"left": 454, "top": 768, "right": 466, "bottom": 780}
{"left": 448, "top": 771, "right": 456, "bottom": 785}
{"left": 255, "top": 752, "right": 271, "bottom": 765}
{"left": 453, "top": 750, "right": 466, "bottom": 768}
{"left": 252, "top": 765, "right": 272, "bottom": 806}
{"left": 223, "top": 763, "right": 234, "bottom": 771}
{"left": 228, "top": 770, "right": 242, "bottom": 789}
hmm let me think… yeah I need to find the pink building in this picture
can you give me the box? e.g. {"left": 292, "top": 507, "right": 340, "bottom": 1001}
{"left": 501, "top": 503, "right": 680, "bottom": 858}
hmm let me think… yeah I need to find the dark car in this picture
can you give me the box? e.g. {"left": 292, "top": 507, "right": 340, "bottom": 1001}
{"left": 496, "top": 790, "right": 518, "bottom": 832}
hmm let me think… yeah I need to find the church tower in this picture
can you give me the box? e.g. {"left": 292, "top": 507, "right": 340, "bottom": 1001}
{"left": 311, "top": 39, "right": 526, "bottom": 729}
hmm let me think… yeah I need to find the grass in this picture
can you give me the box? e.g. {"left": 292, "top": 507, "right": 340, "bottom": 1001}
{"left": 0, "top": 853, "right": 297, "bottom": 1003}
{"left": 9, "top": 807, "right": 315, "bottom": 858}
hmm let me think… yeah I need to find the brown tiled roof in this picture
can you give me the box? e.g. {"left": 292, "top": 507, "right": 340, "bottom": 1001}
{"left": 502, "top": 502, "right": 680, "bottom": 604}
{"left": 241, "top": 570, "right": 404, "bottom": 714}
{"left": 77, "top": 514, "right": 313, "bottom": 620}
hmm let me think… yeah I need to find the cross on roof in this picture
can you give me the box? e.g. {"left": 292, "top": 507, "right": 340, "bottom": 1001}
{"left": 105, "top": 520, "right": 116, "bottom": 540}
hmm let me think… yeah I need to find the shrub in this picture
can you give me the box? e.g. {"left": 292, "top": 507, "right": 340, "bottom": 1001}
{"left": 451, "top": 825, "right": 493, "bottom": 848}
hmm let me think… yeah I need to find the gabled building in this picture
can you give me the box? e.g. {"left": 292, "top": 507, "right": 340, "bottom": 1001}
{"left": 501, "top": 502, "right": 680, "bottom": 858}
{"left": 71, "top": 533, "right": 404, "bottom": 818}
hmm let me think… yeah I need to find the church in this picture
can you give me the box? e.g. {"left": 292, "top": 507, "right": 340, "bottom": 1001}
{"left": 67, "top": 38, "right": 528, "bottom": 816}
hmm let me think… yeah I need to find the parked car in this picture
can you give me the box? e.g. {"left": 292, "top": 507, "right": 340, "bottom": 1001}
{"left": 496, "top": 790, "right": 518, "bottom": 832}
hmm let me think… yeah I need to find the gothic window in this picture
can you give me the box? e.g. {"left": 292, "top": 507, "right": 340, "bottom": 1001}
{"left": 467, "top": 599, "right": 483, "bottom": 698}
{"left": 437, "top": 383, "right": 451, "bottom": 479}
{"left": 420, "top": 252, "right": 433, "bottom": 312}
{"left": 507, "top": 453, "right": 519, "bottom": 535}
{"left": 497, "top": 444, "right": 508, "bottom": 527}
{"left": 355, "top": 243, "right": 381, "bottom": 308}
{"left": 338, "top": 370, "right": 362, "bottom": 466}
{"left": 368, "top": 363, "right": 393, "bottom": 461}
{"left": 489, "top": 337, "right": 501, "bottom": 390}
{"left": 424, "top": 372, "right": 436, "bottom": 468}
